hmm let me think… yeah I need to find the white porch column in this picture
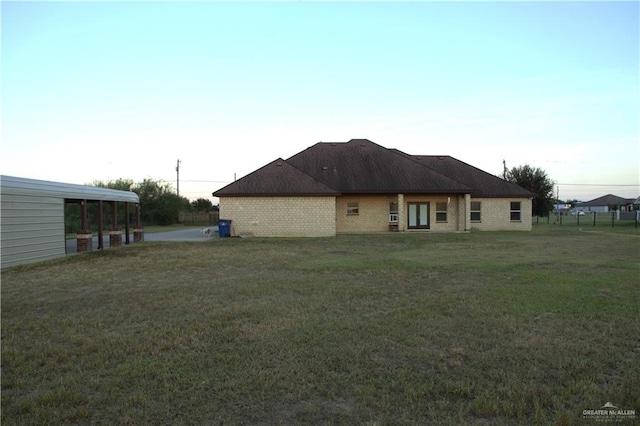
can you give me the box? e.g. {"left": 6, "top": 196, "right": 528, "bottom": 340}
{"left": 398, "top": 194, "right": 405, "bottom": 232}
{"left": 463, "top": 193, "right": 471, "bottom": 231}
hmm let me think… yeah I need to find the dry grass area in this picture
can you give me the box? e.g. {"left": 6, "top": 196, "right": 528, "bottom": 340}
{"left": 2, "top": 227, "right": 639, "bottom": 424}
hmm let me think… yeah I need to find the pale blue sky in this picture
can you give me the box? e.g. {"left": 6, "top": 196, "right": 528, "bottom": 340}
{"left": 2, "top": 1, "right": 638, "bottom": 202}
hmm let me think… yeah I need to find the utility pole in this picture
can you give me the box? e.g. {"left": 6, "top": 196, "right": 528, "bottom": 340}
{"left": 502, "top": 159, "right": 508, "bottom": 180}
{"left": 176, "top": 159, "right": 181, "bottom": 196}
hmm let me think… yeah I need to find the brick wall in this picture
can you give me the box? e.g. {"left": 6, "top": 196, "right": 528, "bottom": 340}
{"left": 337, "top": 195, "right": 466, "bottom": 233}
{"left": 219, "top": 196, "right": 336, "bottom": 237}
{"left": 336, "top": 195, "right": 531, "bottom": 232}
{"left": 220, "top": 195, "right": 532, "bottom": 236}
{"left": 403, "top": 195, "right": 462, "bottom": 231}
{"left": 336, "top": 196, "right": 395, "bottom": 233}
{"left": 469, "top": 197, "right": 532, "bottom": 231}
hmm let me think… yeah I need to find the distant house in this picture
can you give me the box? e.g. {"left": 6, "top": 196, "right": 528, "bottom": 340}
{"left": 213, "top": 139, "right": 534, "bottom": 237}
{"left": 575, "top": 194, "right": 638, "bottom": 213}
{"left": 554, "top": 203, "right": 572, "bottom": 214}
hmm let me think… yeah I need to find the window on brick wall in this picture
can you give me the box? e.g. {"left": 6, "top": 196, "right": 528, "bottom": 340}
{"left": 436, "top": 202, "right": 447, "bottom": 222}
{"left": 389, "top": 202, "right": 398, "bottom": 222}
{"left": 510, "top": 201, "right": 521, "bottom": 221}
{"left": 347, "top": 202, "right": 359, "bottom": 216}
{"left": 471, "top": 201, "right": 481, "bottom": 222}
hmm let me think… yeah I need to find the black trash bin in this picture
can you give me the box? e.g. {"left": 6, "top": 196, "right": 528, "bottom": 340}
{"left": 218, "top": 219, "right": 232, "bottom": 238}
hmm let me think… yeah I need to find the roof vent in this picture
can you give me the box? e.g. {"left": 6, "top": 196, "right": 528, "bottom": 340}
{"left": 276, "top": 162, "right": 282, "bottom": 167}
{"left": 322, "top": 166, "right": 328, "bottom": 171}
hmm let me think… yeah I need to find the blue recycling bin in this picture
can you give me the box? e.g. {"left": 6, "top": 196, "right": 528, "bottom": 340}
{"left": 218, "top": 219, "right": 232, "bottom": 238}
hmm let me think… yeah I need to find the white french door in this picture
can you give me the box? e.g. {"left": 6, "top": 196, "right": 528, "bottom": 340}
{"left": 408, "top": 202, "right": 429, "bottom": 229}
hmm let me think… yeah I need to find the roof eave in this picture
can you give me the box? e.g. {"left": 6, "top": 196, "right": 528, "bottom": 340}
{"left": 214, "top": 192, "right": 340, "bottom": 197}
{"left": 471, "top": 193, "right": 534, "bottom": 198}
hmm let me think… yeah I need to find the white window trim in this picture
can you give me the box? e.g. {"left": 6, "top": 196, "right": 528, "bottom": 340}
{"left": 347, "top": 202, "right": 359, "bottom": 216}
{"left": 436, "top": 202, "right": 447, "bottom": 223}
{"left": 510, "top": 201, "right": 522, "bottom": 222}
{"left": 389, "top": 202, "right": 399, "bottom": 223}
{"left": 470, "top": 201, "right": 482, "bottom": 223}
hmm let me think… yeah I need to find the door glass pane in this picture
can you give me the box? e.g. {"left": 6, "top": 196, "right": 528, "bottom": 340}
{"left": 419, "top": 204, "right": 428, "bottom": 226}
{"left": 409, "top": 204, "right": 417, "bottom": 227}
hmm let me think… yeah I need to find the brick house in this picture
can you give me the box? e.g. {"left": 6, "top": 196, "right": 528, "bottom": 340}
{"left": 213, "top": 139, "right": 533, "bottom": 237}
{"left": 574, "top": 194, "right": 638, "bottom": 213}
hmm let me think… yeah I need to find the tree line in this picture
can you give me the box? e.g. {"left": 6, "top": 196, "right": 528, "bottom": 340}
{"left": 65, "top": 178, "right": 216, "bottom": 232}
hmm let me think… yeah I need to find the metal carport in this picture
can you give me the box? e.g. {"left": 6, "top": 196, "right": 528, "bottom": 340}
{"left": 1, "top": 175, "right": 141, "bottom": 268}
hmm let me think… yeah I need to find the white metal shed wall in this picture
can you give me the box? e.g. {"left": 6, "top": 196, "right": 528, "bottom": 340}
{"left": 1, "top": 193, "right": 65, "bottom": 268}
{"left": 1, "top": 175, "right": 139, "bottom": 269}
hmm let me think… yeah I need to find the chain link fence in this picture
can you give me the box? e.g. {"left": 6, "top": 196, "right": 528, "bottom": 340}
{"left": 533, "top": 211, "right": 639, "bottom": 228}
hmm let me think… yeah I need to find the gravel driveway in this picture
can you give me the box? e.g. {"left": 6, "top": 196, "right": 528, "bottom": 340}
{"left": 143, "top": 226, "right": 219, "bottom": 242}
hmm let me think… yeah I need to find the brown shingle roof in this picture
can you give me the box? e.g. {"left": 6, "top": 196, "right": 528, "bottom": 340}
{"left": 404, "top": 154, "right": 535, "bottom": 197}
{"left": 213, "top": 158, "right": 338, "bottom": 197}
{"left": 577, "top": 194, "right": 635, "bottom": 207}
{"left": 286, "top": 139, "right": 471, "bottom": 194}
{"left": 213, "top": 139, "right": 533, "bottom": 198}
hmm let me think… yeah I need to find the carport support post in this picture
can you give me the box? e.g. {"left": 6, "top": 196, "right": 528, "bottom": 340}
{"left": 97, "top": 201, "right": 104, "bottom": 250}
{"left": 109, "top": 201, "right": 122, "bottom": 247}
{"left": 80, "top": 200, "right": 88, "bottom": 233}
{"left": 134, "top": 203, "right": 144, "bottom": 242}
{"left": 76, "top": 200, "right": 92, "bottom": 253}
{"left": 124, "top": 203, "right": 131, "bottom": 245}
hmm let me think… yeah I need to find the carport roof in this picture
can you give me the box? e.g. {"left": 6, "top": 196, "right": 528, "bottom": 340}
{"left": 1, "top": 175, "right": 139, "bottom": 203}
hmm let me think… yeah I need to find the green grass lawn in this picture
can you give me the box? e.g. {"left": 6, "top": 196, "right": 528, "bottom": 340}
{"left": 2, "top": 227, "right": 639, "bottom": 424}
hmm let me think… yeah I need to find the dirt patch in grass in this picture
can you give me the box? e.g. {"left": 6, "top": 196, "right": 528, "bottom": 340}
{"left": 2, "top": 228, "right": 639, "bottom": 424}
